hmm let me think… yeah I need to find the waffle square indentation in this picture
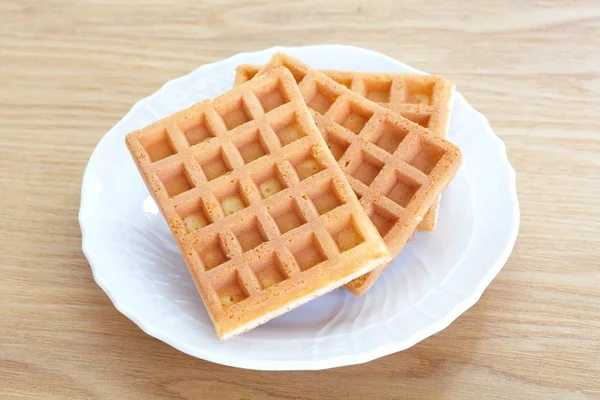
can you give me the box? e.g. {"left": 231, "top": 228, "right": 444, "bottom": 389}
{"left": 289, "top": 233, "right": 327, "bottom": 272}
{"left": 404, "top": 80, "right": 435, "bottom": 105}
{"left": 231, "top": 217, "right": 267, "bottom": 253}
{"left": 220, "top": 97, "right": 253, "bottom": 130}
{"left": 346, "top": 151, "right": 384, "bottom": 186}
{"left": 140, "top": 128, "right": 177, "bottom": 162}
{"left": 215, "top": 271, "right": 248, "bottom": 308}
{"left": 328, "top": 216, "right": 364, "bottom": 253}
{"left": 305, "top": 82, "right": 339, "bottom": 115}
{"left": 405, "top": 139, "right": 445, "bottom": 175}
{"left": 364, "top": 78, "right": 392, "bottom": 103}
{"left": 323, "top": 130, "right": 350, "bottom": 161}
{"left": 254, "top": 80, "right": 290, "bottom": 113}
{"left": 269, "top": 198, "right": 306, "bottom": 234}
{"left": 196, "top": 147, "right": 233, "bottom": 181}
{"left": 179, "top": 114, "right": 216, "bottom": 146}
{"left": 213, "top": 181, "right": 249, "bottom": 217}
{"left": 306, "top": 179, "right": 344, "bottom": 215}
{"left": 382, "top": 171, "right": 421, "bottom": 208}
{"left": 250, "top": 252, "right": 288, "bottom": 289}
{"left": 270, "top": 112, "right": 306, "bottom": 147}
{"left": 332, "top": 101, "right": 373, "bottom": 135}
{"left": 175, "top": 198, "right": 213, "bottom": 234}
{"left": 290, "top": 150, "right": 324, "bottom": 181}
{"left": 368, "top": 120, "right": 408, "bottom": 154}
{"left": 368, "top": 204, "right": 398, "bottom": 238}
{"left": 250, "top": 164, "right": 287, "bottom": 199}
{"left": 197, "top": 234, "right": 230, "bottom": 271}
{"left": 156, "top": 163, "right": 195, "bottom": 198}
{"left": 232, "top": 129, "right": 269, "bottom": 164}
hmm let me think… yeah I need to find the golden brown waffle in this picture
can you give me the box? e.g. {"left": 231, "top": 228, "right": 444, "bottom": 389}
{"left": 126, "top": 67, "right": 391, "bottom": 339}
{"left": 235, "top": 63, "right": 454, "bottom": 231}
{"left": 251, "top": 54, "right": 462, "bottom": 295}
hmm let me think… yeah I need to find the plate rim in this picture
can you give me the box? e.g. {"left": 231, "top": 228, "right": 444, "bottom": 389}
{"left": 79, "top": 44, "right": 520, "bottom": 370}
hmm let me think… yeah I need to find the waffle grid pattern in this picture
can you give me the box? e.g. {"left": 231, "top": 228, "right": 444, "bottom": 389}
{"left": 256, "top": 55, "right": 462, "bottom": 295}
{"left": 126, "top": 67, "right": 389, "bottom": 338}
{"left": 235, "top": 63, "right": 454, "bottom": 231}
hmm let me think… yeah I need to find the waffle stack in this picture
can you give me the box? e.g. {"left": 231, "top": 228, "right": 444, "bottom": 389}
{"left": 126, "top": 67, "right": 391, "bottom": 339}
{"left": 235, "top": 60, "right": 454, "bottom": 231}
{"left": 126, "top": 53, "right": 462, "bottom": 339}
{"left": 238, "top": 54, "right": 461, "bottom": 295}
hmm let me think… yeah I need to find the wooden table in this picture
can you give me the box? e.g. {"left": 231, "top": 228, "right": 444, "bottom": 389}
{"left": 2, "top": 1, "right": 599, "bottom": 398}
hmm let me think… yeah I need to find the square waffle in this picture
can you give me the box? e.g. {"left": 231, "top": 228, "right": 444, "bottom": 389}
{"left": 247, "top": 54, "right": 462, "bottom": 295}
{"left": 235, "top": 62, "right": 454, "bottom": 231}
{"left": 126, "top": 67, "right": 391, "bottom": 339}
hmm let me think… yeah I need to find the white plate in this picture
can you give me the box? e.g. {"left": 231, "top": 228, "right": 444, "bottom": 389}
{"left": 79, "top": 45, "right": 519, "bottom": 370}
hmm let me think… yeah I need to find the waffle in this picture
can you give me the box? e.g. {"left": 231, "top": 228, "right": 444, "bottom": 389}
{"left": 235, "top": 63, "right": 454, "bottom": 231}
{"left": 126, "top": 67, "right": 391, "bottom": 339}
{"left": 248, "top": 54, "right": 462, "bottom": 295}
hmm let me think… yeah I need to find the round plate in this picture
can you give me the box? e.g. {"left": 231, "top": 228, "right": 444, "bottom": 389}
{"left": 79, "top": 45, "right": 519, "bottom": 370}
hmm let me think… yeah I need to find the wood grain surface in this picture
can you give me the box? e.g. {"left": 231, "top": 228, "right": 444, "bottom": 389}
{"left": 1, "top": 0, "right": 599, "bottom": 398}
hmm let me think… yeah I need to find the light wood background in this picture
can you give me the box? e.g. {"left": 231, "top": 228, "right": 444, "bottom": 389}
{"left": 1, "top": 0, "right": 599, "bottom": 399}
